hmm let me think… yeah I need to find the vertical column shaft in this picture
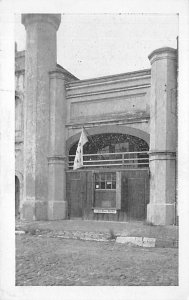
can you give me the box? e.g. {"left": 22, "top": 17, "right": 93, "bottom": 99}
{"left": 48, "top": 70, "right": 67, "bottom": 220}
{"left": 147, "top": 47, "right": 177, "bottom": 225}
{"left": 21, "top": 14, "right": 61, "bottom": 220}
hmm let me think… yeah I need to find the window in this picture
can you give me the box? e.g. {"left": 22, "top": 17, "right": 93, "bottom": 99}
{"left": 93, "top": 171, "right": 121, "bottom": 211}
{"left": 95, "top": 172, "right": 116, "bottom": 190}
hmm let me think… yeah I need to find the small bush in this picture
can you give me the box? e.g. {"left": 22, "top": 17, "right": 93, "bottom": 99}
{"left": 108, "top": 228, "right": 117, "bottom": 240}
{"left": 25, "top": 225, "right": 38, "bottom": 235}
{"left": 143, "top": 220, "right": 154, "bottom": 226}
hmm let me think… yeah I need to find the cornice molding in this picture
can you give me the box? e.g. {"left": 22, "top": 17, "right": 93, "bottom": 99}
{"left": 66, "top": 69, "right": 151, "bottom": 88}
{"left": 66, "top": 115, "right": 150, "bottom": 129}
{"left": 69, "top": 92, "right": 146, "bottom": 105}
{"left": 66, "top": 84, "right": 150, "bottom": 99}
{"left": 66, "top": 74, "right": 151, "bottom": 91}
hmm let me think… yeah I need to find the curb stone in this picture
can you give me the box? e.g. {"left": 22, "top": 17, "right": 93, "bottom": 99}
{"left": 143, "top": 237, "right": 156, "bottom": 247}
{"left": 116, "top": 236, "right": 156, "bottom": 247}
{"left": 116, "top": 236, "right": 156, "bottom": 248}
{"left": 15, "top": 230, "right": 25, "bottom": 235}
{"left": 116, "top": 236, "right": 143, "bottom": 246}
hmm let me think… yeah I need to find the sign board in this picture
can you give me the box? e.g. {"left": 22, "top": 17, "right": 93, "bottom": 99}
{"left": 93, "top": 209, "right": 117, "bottom": 214}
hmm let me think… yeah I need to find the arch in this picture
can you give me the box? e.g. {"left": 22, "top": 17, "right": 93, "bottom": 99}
{"left": 66, "top": 125, "right": 150, "bottom": 154}
{"left": 15, "top": 171, "right": 23, "bottom": 218}
{"left": 15, "top": 93, "right": 23, "bottom": 134}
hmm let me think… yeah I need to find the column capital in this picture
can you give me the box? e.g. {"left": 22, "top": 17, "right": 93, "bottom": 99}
{"left": 47, "top": 156, "right": 66, "bottom": 164}
{"left": 149, "top": 150, "right": 176, "bottom": 161}
{"left": 49, "top": 67, "right": 78, "bottom": 82}
{"left": 148, "top": 47, "right": 177, "bottom": 65}
{"left": 149, "top": 150, "right": 176, "bottom": 155}
{"left": 49, "top": 69, "right": 67, "bottom": 81}
{"left": 21, "top": 14, "right": 61, "bottom": 31}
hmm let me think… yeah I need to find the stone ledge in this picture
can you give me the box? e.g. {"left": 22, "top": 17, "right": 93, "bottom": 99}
{"left": 143, "top": 237, "right": 156, "bottom": 247}
{"left": 116, "top": 236, "right": 156, "bottom": 247}
{"left": 116, "top": 236, "right": 143, "bottom": 246}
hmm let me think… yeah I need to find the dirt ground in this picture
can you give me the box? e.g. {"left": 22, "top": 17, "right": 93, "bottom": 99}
{"left": 16, "top": 234, "right": 178, "bottom": 286}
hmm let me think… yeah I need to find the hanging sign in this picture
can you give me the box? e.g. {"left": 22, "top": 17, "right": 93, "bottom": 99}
{"left": 93, "top": 209, "right": 117, "bottom": 214}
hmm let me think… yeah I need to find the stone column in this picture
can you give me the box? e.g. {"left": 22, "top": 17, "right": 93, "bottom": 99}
{"left": 147, "top": 47, "right": 177, "bottom": 225}
{"left": 21, "top": 14, "right": 61, "bottom": 220}
{"left": 48, "top": 69, "right": 67, "bottom": 220}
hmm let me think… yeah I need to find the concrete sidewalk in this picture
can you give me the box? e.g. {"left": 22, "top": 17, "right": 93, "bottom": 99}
{"left": 15, "top": 219, "right": 178, "bottom": 247}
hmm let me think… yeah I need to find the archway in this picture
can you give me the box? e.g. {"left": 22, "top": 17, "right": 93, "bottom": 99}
{"left": 15, "top": 176, "right": 20, "bottom": 218}
{"left": 68, "top": 132, "right": 149, "bottom": 169}
{"left": 66, "top": 125, "right": 150, "bottom": 155}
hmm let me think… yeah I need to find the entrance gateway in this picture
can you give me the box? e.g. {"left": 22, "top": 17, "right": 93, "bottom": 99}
{"left": 66, "top": 133, "right": 149, "bottom": 221}
{"left": 17, "top": 14, "right": 177, "bottom": 225}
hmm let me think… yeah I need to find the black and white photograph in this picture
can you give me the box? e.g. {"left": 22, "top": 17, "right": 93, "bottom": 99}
{"left": 1, "top": 0, "right": 189, "bottom": 299}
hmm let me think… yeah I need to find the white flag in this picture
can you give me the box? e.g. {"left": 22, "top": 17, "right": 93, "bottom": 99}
{"left": 73, "top": 128, "right": 88, "bottom": 170}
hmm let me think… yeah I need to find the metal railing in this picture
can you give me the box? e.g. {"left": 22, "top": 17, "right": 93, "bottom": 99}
{"left": 68, "top": 151, "right": 149, "bottom": 169}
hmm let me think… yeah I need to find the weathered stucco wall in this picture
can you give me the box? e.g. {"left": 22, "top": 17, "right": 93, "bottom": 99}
{"left": 65, "top": 69, "right": 151, "bottom": 148}
{"left": 66, "top": 70, "right": 151, "bottom": 125}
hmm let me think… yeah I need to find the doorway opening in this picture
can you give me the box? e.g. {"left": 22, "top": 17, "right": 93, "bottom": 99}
{"left": 67, "top": 133, "right": 149, "bottom": 221}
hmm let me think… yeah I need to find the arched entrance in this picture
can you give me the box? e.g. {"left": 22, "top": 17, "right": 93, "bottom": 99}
{"left": 15, "top": 176, "right": 20, "bottom": 218}
{"left": 66, "top": 125, "right": 150, "bottom": 156}
{"left": 66, "top": 132, "right": 149, "bottom": 222}
{"left": 69, "top": 133, "right": 149, "bottom": 169}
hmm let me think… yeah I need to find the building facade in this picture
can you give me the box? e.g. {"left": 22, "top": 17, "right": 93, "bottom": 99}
{"left": 15, "top": 14, "right": 177, "bottom": 225}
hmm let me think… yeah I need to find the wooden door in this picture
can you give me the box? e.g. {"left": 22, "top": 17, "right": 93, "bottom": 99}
{"left": 127, "top": 178, "right": 146, "bottom": 220}
{"left": 121, "top": 170, "right": 149, "bottom": 221}
{"left": 66, "top": 169, "right": 149, "bottom": 221}
{"left": 67, "top": 172, "right": 86, "bottom": 219}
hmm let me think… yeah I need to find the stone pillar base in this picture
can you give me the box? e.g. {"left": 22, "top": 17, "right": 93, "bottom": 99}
{"left": 48, "top": 201, "right": 67, "bottom": 220}
{"left": 21, "top": 200, "right": 48, "bottom": 221}
{"left": 147, "top": 203, "right": 175, "bottom": 225}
